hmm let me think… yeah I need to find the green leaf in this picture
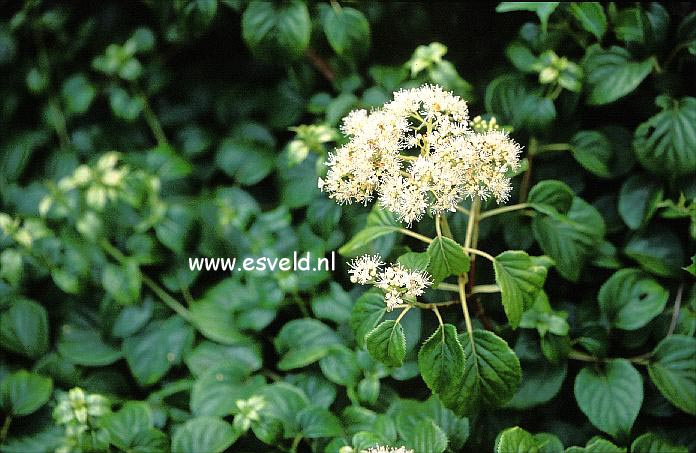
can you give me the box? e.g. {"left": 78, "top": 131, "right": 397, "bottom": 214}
{"left": 508, "top": 334, "right": 567, "bottom": 409}
{"left": 0, "top": 370, "right": 52, "bottom": 416}
{"left": 631, "top": 433, "right": 688, "bottom": 453}
{"left": 57, "top": 326, "right": 122, "bottom": 367}
{"left": 351, "top": 289, "right": 387, "bottom": 347}
{"left": 494, "top": 251, "right": 548, "bottom": 328}
{"left": 216, "top": 138, "right": 274, "bottom": 186}
{"left": 402, "top": 418, "right": 448, "bottom": 453}
{"left": 618, "top": 174, "right": 662, "bottom": 229}
{"left": 582, "top": 45, "right": 653, "bottom": 105}
{"left": 366, "top": 320, "right": 407, "bottom": 367}
{"left": 495, "top": 426, "right": 539, "bottom": 453}
{"left": 419, "top": 325, "right": 521, "bottom": 416}
{"left": 570, "top": 129, "right": 635, "bottom": 179}
{"left": 185, "top": 340, "right": 262, "bottom": 377}
{"left": 574, "top": 359, "right": 643, "bottom": 438}
{"left": 677, "top": 12, "right": 696, "bottom": 55}
{"left": 320, "top": 5, "right": 370, "bottom": 60}
{"left": 624, "top": 225, "right": 685, "bottom": 278}
{"left": 102, "top": 260, "right": 141, "bottom": 305}
{"left": 339, "top": 226, "right": 400, "bottom": 257}
{"left": 496, "top": 2, "right": 559, "bottom": 32}
{"left": 427, "top": 236, "right": 470, "bottom": 284}
{"left": 0, "top": 298, "right": 49, "bottom": 359}
{"left": 614, "top": 6, "right": 653, "bottom": 46}
{"left": 311, "top": 282, "right": 352, "bottom": 324}
{"left": 633, "top": 96, "right": 696, "bottom": 177}
{"left": 570, "top": 3, "right": 607, "bottom": 40}
{"left": 397, "top": 251, "right": 430, "bottom": 272}
{"left": 528, "top": 180, "right": 574, "bottom": 215}
{"left": 506, "top": 42, "right": 539, "bottom": 73}
{"left": 297, "top": 406, "right": 343, "bottom": 438}
{"left": 259, "top": 382, "right": 309, "bottom": 438}
{"left": 532, "top": 197, "right": 605, "bottom": 282}
{"left": 122, "top": 316, "right": 194, "bottom": 386}
{"left": 647, "top": 335, "right": 696, "bottom": 415}
{"left": 189, "top": 299, "right": 246, "bottom": 345}
{"left": 319, "top": 346, "right": 361, "bottom": 386}
{"left": 598, "top": 269, "right": 669, "bottom": 330}
{"left": 171, "top": 416, "right": 239, "bottom": 453}
{"left": 241, "top": 1, "right": 311, "bottom": 60}
{"left": 485, "top": 75, "right": 556, "bottom": 133}
{"left": 418, "top": 324, "right": 465, "bottom": 395}
{"left": 191, "top": 365, "right": 263, "bottom": 417}
{"left": 274, "top": 319, "right": 341, "bottom": 370}
{"left": 61, "top": 74, "right": 95, "bottom": 114}
{"left": 102, "top": 401, "right": 153, "bottom": 451}
{"left": 567, "top": 437, "right": 626, "bottom": 453}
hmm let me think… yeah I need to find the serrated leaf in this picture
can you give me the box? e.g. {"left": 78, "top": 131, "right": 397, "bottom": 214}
{"left": 102, "top": 401, "right": 153, "bottom": 451}
{"left": 598, "top": 269, "right": 669, "bottom": 330}
{"left": 494, "top": 251, "right": 548, "bottom": 328}
{"left": 241, "top": 1, "right": 311, "bottom": 61}
{"left": 418, "top": 325, "right": 521, "bottom": 416}
{"left": 122, "top": 316, "right": 194, "bottom": 386}
{"left": 0, "top": 370, "right": 52, "bottom": 416}
{"left": 582, "top": 45, "right": 653, "bottom": 105}
{"left": 618, "top": 173, "right": 662, "bottom": 229}
{"left": 297, "top": 406, "right": 343, "bottom": 438}
{"left": 631, "top": 432, "right": 688, "bottom": 453}
{"left": 633, "top": 96, "right": 696, "bottom": 178}
{"left": 351, "top": 290, "right": 387, "bottom": 347}
{"left": 427, "top": 236, "right": 470, "bottom": 284}
{"left": 0, "top": 298, "right": 49, "bottom": 359}
{"left": 574, "top": 359, "right": 643, "bottom": 438}
{"left": 496, "top": 2, "right": 559, "bottom": 32}
{"left": 495, "top": 426, "right": 539, "bottom": 453}
{"left": 532, "top": 197, "right": 604, "bottom": 282}
{"left": 571, "top": 129, "right": 635, "bottom": 179}
{"left": 274, "top": 319, "right": 341, "bottom": 370}
{"left": 570, "top": 3, "right": 607, "bottom": 40}
{"left": 397, "top": 251, "right": 430, "bottom": 272}
{"left": 403, "top": 418, "right": 448, "bottom": 453}
{"left": 647, "top": 335, "right": 696, "bottom": 415}
{"left": 528, "top": 180, "right": 574, "bottom": 215}
{"left": 366, "top": 320, "right": 407, "bottom": 367}
{"left": 320, "top": 5, "right": 370, "bottom": 60}
{"left": 171, "top": 416, "right": 238, "bottom": 453}
{"left": 58, "top": 326, "right": 122, "bottom": 367}
{"left": 339, "top": 226, "right": 400, "bottom": 257}
{"left": 624, "top": 225, "right": 685, "bottom": 278}
{"left": 191, "top": 365, "right": 263, "bottom": 417}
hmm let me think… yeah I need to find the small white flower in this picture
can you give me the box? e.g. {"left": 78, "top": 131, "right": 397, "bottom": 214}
{"left": 348, "top": 254, "right": 384, "bottom": 284}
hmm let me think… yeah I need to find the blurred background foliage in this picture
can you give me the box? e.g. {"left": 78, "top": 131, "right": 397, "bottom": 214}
{"left": 0, "top": 1, "right": 695, "bottom": 452}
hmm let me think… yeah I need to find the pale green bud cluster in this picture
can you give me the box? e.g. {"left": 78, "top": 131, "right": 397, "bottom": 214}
{"left": 233, "top": 395, "right": 265, "bottom": 432}
{"left": 53, "top": 387, "right": 111, "bottom": 453}
{"left": 533, "top": 50, "right": 582, "bottom": 93}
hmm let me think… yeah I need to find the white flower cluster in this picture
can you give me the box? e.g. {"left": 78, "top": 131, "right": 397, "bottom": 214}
{"left": 348, "top": 254, "right": 431, "bottom": 311}
{"left": 319, "top": 84, "right": 522, "bottom": 224}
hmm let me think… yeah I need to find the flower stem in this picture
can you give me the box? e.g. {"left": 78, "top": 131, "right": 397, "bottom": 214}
{"left": 519, "top": 137, "right": 538, "bottom": 203}
{"left": 395, "top": 306, "right": 411, "bottom": 323}
{"left": 432, "top": 305, "right": 444, "bottom": 326}
{"left": 461, "top": 247, "right": 496, "bottom": 263}
{"left": 0, "top": 415, "right": 11, "bottom": 443}
{"left": 398, "top": 228, "right": 433, "bottom": 244}
{"left": 478, "top": 203, "right": 531, "bottom": 220}
{"left": 99, "top": 239, "right": 192, "bottom": 322}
